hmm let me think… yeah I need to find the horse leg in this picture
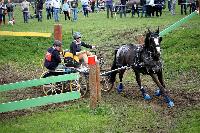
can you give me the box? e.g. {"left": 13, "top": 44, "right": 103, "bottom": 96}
{"left": 109, "top": 49, "right": 119, "bottom": 84}
{"left": 117, "top": 69, "right": 125, "bottom": 93}
{"left": 134, "top": 70, "right": 151, "bottom": 100}
{"left": 155, "top": 70, "right": 165, "bottom": 96}
{"left": 149, "top": 73, "right": 174, "bottom": 107}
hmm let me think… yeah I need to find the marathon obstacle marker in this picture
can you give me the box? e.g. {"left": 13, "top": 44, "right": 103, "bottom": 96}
{"left": 0, "top": 31, "right": 51, "bottom": 37}
{"left": 159, "top": 11, "right": 198, "bottom": 37}
{"left": 0, "top": 73, "right": 79, "bottom": 92}
{"left": 0, "top": 91, "right": 80, "bottom": 113}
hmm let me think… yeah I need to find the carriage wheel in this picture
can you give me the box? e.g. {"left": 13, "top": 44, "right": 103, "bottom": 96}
{"left": 43, "top": 82, "right": 63, "bottom": 95}
{"left": 69, "top": 80, "right": 80, "bottom": 92}
{"left": 41, "top": 71, "right": 63, "bottom": 95}
{"left": 79, "top": 73, "right": 89, "bottom": 97}
{"left": 100, "top": 76, "right": 114, "bottom": 92}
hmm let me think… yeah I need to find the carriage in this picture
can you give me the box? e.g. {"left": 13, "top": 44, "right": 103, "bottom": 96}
{"left": 41, "top": 49, "right": 111, "bottom": 97}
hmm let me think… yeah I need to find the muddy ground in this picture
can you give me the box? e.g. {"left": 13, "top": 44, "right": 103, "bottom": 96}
{"left": 1, "top": 53, "right": 200, "bottom": 122}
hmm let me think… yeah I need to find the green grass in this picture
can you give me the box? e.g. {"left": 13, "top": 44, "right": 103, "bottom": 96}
{"left": 0, "top": 101, "right": 110, "bottom": 133}
{"left": 0, "top": 98, "right": 162, "bottom": 133}
{"left": 0, "top": 4, "right": 200, "bottom": 133}
{"left": 173, "top": 107, "right": 200, "bottom": 133}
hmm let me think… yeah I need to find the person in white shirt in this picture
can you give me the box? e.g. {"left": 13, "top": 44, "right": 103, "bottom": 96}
{"left": 52, "top": 0, "right": 61, "bottom": 22}
{"left": 21, "top": 0, "right": 30, "bottom": 23}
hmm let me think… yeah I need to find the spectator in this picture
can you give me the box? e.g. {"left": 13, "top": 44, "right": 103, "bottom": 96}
{"left": 105, "top": 0, "right": 113, "bottom": 18}
{"left": 81, "top": 0, "right": 89, "bottom": 17}
{"left": 51, "top": 2, "right": 54, "bottom": 17}
{"left": 179, "top": 0, "right": 187, "bottom": 15}
{"left": 120, "top": 0, "right": 127, "bottom": 18}
{"left": 146, "top": 0, "right": 151, "bottom": 16}
{"left": 149, "top": 0, "right": 154, "bottom": 16}
{"left": 62, "top": 0, "right": 70, "bottom": 20}
{"left": 52, "top": 0, "right": 61, "bottom": 22}
{"left": 45, "top": 0, "right": 52, "bottom": 19}
{"left": 189, "top": 0, "right": 197, "bottom": 13}
{"left": 44, "top": 40, "right": 62, "bottom": 70}
{"left": 140, "top": 0, "right": 147, "bottom": 17}
{"left": 36, "top": 0, "right": 43, "bottom": 22}
{"left": 171, "top": 0, "right": 176, "bottom": 15}
{"left": 90, "top": 0, "right": 95, "bottom": 12}
{"left": 21, "top": 0, "right": 30, "bottom": 23}
{"left": 0, "top": 0, "right": 7, "bottom": 25}
{"left": 0, "top": 0, "right": 6, "bottom": 25}
{"left": 6, "top": 0, "right": 14, "bottom": 22}
{"left": 71, "top": 0, "right": 78, "bottom": 21}
{"left": 70, "top": 32, "right": 96, "bottom": 66}
{"left": 154, "top": 0, "right": 162, "bottom": 16}
{"left": 168, "top": 0, "right": 172, "bottom": 11}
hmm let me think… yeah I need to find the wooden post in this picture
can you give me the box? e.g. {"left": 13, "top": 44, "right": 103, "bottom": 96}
{"left": 89, "top": 56, "right": 97, "bottom": 109}
{"left": 88, "top": 55, "right": 100, "bottom": 109}
{"left": 54, "top": 24, "right": 62, "bottom": 42}
{"left": 96, "top": 61, "right": 101, "bottom": 102}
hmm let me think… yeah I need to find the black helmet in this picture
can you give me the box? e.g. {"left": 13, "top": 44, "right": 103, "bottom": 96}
{"left": 53, "top": 40, "right": 62, "bottom": 47}
{"left": 73, "top": 32, "right": 82, "bottom": 39}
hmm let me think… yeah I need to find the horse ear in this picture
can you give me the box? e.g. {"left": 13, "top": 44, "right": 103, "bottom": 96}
{"left": 148, "top": 28, "right": 151, "bottom": 33}
{"left": 160, "top": 36, "right": 162, "bottom": 42}
{"left": 157, "top": 27, "right": 160, "bottom": 33}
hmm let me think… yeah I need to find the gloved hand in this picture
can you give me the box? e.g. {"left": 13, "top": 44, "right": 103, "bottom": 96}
{"left": 92, "top": 46, "right": 96, "bottom": 49}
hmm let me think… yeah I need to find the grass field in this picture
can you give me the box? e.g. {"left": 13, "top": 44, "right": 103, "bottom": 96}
{"left": 0, "top": 4, "right": 200, "bottom": 133}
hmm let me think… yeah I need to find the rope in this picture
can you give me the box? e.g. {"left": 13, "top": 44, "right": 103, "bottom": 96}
{"left": 100, "top": 66, "right": 132, "bottom": 76}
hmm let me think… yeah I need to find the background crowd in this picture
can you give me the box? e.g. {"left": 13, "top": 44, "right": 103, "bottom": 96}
{"left": 0, "top": 0, "right": 199, "bottom": 25}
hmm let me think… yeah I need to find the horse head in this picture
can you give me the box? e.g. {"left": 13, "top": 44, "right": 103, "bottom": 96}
{"left": 144, "top": 28, "right": 162, "bottom": 61}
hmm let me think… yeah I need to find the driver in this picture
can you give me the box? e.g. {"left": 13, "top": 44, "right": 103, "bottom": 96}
{"left": 70, "top": 32, "right": 96, "bottom": 66}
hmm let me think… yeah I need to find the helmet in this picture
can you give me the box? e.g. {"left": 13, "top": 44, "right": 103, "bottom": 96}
{"left": 73, "top": 32, "right": 82, "bottom": 39}
{"left": 53, "top": 40, "right": 62, "bottom": 47}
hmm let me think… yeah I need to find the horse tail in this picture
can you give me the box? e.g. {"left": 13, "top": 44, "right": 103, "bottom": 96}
{"left": 109, "top": 49, "right": 118, "bottom": 83}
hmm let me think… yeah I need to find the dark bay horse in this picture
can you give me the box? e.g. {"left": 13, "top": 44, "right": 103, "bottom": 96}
{"left": 109, "top": 28, "right": 174, "bottom": 108}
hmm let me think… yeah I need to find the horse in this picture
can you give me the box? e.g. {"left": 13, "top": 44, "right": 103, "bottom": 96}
{"left": 109, "top": 28, "right": 174, "bottom": 108}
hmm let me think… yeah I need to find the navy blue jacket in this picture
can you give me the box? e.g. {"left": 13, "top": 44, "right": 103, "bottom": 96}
{"left": 44, "top": 47, "right": 61, "bottom": 70}
{"left": 70, "top": 41, "right": 92, "bottom": 55}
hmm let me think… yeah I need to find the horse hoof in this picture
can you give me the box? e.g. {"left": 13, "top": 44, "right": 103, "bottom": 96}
{"left": 117, "top": 83, "right": 123, "bottom": 93}
{"left": 164, "top": 96, "right": 174, "bottom": 108}
{"left": 155, "top": 89, "right": 161, "bottom": 96}
{"left": 143, "top": 93, "right": 152, "bottom": 100}
{"left": 167, "top": 101, "right": 174, "bottom": 108}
